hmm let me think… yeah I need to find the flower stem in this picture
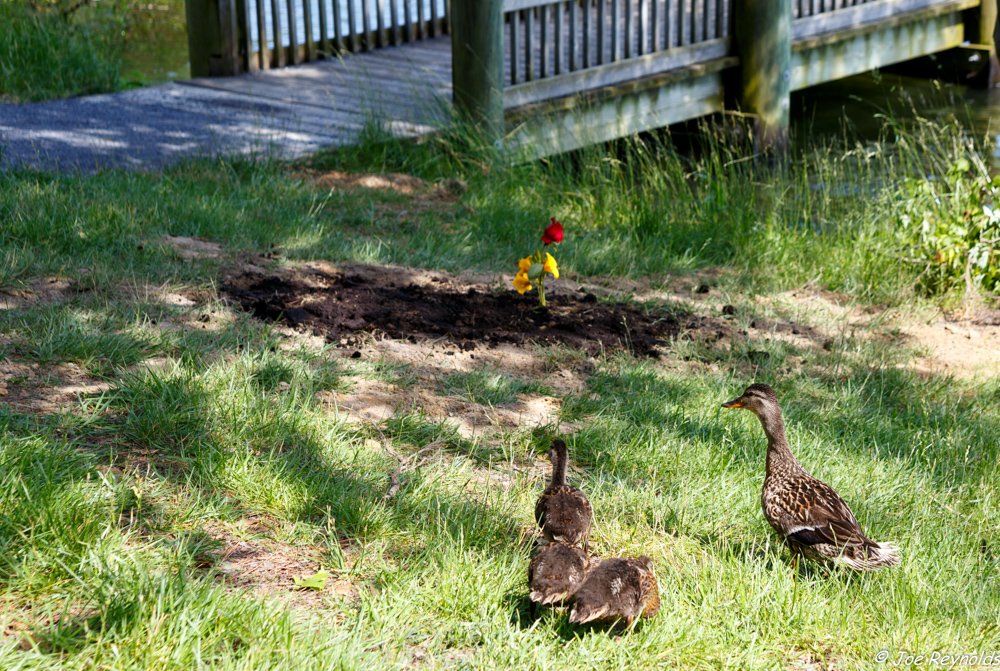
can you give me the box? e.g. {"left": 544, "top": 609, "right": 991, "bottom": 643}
{"left": 538, "top": 279, "right": 546, "bottom": 307}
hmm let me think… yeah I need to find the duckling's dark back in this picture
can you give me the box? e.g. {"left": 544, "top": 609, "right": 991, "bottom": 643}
{"left": 528, "top": 542, "right": 590, "bottom": 606}
{"left": 535, "top": 439, "right": 593, "bottom": 551}
{"left": 569, "top": 557, "right": 659, "bottom": 625}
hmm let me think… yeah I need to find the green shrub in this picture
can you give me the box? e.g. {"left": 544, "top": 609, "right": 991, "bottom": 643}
{"left": 895, "top": 156, "right": 1000, "bottom": 295}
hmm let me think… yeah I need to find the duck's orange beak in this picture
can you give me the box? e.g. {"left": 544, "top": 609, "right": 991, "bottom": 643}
{"left": 721, "top": 398, "right": 744, "bottom": 408}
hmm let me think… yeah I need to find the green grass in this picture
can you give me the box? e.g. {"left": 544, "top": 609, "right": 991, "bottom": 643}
{"left": 439, "top": 367, "right": 551, "bottom": 406}
{"left": 0, "top": 2, "right": 123, "bottom": 102}
{"left": 1, "top": 120, "right": 999, "bottom": 669}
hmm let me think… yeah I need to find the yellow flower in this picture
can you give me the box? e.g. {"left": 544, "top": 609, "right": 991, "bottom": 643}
{"left": 543, "top": 253, "right": 559, "bottom": 279}
{"left": 512, "top": 272, "right": 533, "bottom": 294}
{"left": 518, "top": 257, "right": 533, "bottom": 273}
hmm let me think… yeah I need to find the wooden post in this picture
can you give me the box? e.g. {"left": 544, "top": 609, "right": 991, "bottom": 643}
{"left": 731, "top": 0, "right": 791, "bottom": 150}
{"left": 185, "top": 0, "right": 242, "bottom": 76}
{"left": 451, "top": 0, "right": 504, "bottom": 140}
{"left": 972, "top": 0, "right": 1000, "bottom": 87}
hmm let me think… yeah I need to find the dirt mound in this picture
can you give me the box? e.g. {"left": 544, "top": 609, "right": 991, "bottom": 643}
{"left": 222, "top": 265, "right": 725, "bottom": 357}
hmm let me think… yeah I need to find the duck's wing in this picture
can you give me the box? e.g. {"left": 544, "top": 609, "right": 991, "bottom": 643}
{"left": 768, "top": 477, "right": 876, "bottom": 550}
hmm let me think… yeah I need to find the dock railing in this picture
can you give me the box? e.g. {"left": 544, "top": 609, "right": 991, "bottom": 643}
{"left": 187, "top": 0, "right": 997, "bottom": 152}
{"left": 186, "top": 0, "right": 451, "bottom": 75}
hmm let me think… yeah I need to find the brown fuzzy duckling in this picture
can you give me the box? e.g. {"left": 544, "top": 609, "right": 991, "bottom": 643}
{"left": 527, "top": 542, "right": 591, "bottom": 615}
{"left": 535, "top": 439, "right": 593, "bottom": 551}
{"left": 568, "top": 556, "right": 660, "bottom": 626}
{"left": 722, "top": 383, "right": 900, "bottom": 571}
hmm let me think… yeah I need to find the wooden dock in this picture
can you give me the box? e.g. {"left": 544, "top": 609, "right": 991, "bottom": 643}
{"left": 182, "top": 33, "right": 455, "bottom": 145}
{"left": 181, "top": 0, "right": 998, "bottom": 158}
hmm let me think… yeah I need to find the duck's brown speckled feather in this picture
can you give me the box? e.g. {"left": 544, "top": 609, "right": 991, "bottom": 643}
{"left": 764, "top": 470, "right": 882, "bottom": 565}
{"left": 528, "top": 543, "right": 591, "bottom": 605}
{"left": 535, "top": 484, "right": 593, "bottom": 548}
{"left": 568, "top": 557, "right": 659, "bottom": 626}
{"left": 724, "top": 383, "right": 900, "bottom": 572}
{"left": 535, "top": 440, "right": 592, "bottom": 551}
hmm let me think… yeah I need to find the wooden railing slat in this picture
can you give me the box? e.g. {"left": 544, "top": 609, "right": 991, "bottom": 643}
{"left": 596, "top": 0, "right": 605, "bottom": 64}
{"left": 332, "top": 0, "right": 343, "bottom": 50}
{"left": 318, "top": 0, "right": 329, "bottom": 54}
{"left": 417, "top": 0, "right": 426, "bottom": 39}
{"left": 504, "top": 36, "right": 728, "bottom": 107}
{"left": 375, "top": 0, "right": 385, "bottom": 47}
{"left": 361, "top": 0, "right": 371, "bottom": 50}
{"left": 569, "top": 0, "right": 578, "bottom": 70}
{"left": 389, "top": 0, "right": 399, "bottom": 44}
{"left": 651, "top": 0, "right": 660, "bottom": 51}
{"left": 525, "top": 7, "right": 535, "bottom": 80}
{"left": 286, "top": 0, "right": 299, "bottom": 62}
{"left": 302, "top": 0, "right": 315, "bottom": 60}
{"left": 346, "top": 0, "right": 357, "bottom": 51}
{"left": 255, "top": 0, "right": 270, "bottom": 67}
{"left": 624, "top": 0, "right": 632, "bottom": 59}
{"left": 555, "top": 1, "right": 564, "bottom": 75}
{"left": 793, "top": 0, "right": 963, "bottom": 39}
{"left": 541, "top": 3, "right": 549, "bottom": 77}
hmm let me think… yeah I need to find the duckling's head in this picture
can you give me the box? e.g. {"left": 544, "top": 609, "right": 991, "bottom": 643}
{"left": 634, "top": 555, "right": 655, "bottom": 572}
{"left": 721, "top": 383, "right": 781, "bottom": 419}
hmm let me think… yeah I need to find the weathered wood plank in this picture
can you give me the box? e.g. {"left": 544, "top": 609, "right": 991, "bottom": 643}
{"left": 504, "top": 36, "right": 727, "bottom": 107}
{"left": 505, "top": 0, "right": 560, "bottom": 10}
{"left": 271, "top": 0, "right": 286, "bottom": 65}
{"left": 505, "top": 61, "right": 728, "bottom": 158}
{"left": 286, "top": 0, "right": 299, "bottom": 63}
{"left": 792, "top": 0, "right": 976, "bottom": 40}
{"left": 791, "top": 3, "right": 967, "bottom": 87}
{"left": 302, "top": 0, "right": 315, "bottom": 61}
{"left": 255, "top": 0, "right": 270, "bottom": 68}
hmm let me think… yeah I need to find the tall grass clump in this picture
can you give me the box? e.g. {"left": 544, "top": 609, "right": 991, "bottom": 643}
{"left": 0, "top": 1, "right": 122, "bottom": 102}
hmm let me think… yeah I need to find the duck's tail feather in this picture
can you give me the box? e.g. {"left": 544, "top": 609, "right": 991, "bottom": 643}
{"left": 529, "top": 588, "right": 571, "bottom": 605}
{"left": 839, "top": 541, "right": 900, "bottom": 571}
{"left": 568, "top": 602, "right": 611, "bottom": 624}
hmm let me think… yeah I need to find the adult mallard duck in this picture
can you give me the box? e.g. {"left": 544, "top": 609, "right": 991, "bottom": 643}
{"left": 535, "top": 439, "right": 592, "bottom": 552}
{"left": 568, "top": 556, "right": 659, "bottom": 626}
{"left": 527, "top": 542, "right": 591, "bottom": 616}
{"left": 722, "top": 383, "right": 900, "bottom": 571}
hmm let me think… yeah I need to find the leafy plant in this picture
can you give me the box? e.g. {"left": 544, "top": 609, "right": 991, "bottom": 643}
{"left": 894, "top": 153, "right": 1000, "bottom": 296}
{"left": 292, "top": 570, "right": 330, "bottom": 590}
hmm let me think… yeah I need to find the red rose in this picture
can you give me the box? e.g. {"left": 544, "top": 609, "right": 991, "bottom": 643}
{"left": 542, "top": 218, "right": 563, "bottom": 245}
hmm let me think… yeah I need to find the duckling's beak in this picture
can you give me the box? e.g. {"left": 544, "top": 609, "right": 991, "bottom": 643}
{"left": 721, "top": 397, "right": 744, "bottom": 408}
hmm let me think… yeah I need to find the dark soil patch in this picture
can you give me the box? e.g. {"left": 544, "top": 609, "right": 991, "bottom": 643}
{"left": 221, "top": 266, "right": 729, "bottom": 357}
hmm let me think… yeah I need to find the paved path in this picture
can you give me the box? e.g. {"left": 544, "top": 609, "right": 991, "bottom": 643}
{"left": 0, "top": 36, "right": 453, "bottom": 172}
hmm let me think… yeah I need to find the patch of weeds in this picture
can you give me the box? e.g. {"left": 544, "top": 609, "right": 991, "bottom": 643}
{"left": 533, "top": 342, "right": 594, "bottom": 372}
{"left": 3, "top": 303, "right": 156, "bottom": 374}
{"left": 250, "top": 355, "right": 296, "bottom": 391}
{"left": 439, "top": 367, "right": 550, "bottom": 406}
{"left": 346, "top": 357, "right": 417, "bottom": 389}
{"left": 379, "top": 412, "right": 463, "bottom": 451}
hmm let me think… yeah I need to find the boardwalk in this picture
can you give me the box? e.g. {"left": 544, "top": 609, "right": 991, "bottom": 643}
{"left": 0, "top": 36, "right": 452, "bottom": 172}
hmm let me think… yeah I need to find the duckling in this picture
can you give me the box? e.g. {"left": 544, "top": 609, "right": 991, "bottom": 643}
{"left": 568, "top": 556, "right": 659, "bottom": 626}
{"left": 535, "top": 439, "right": 592, "bottom": 551}
{"left": 527, "top": 542, "right": 591, "bottom": 616}
{"left": 722, "top": 383, "right": 900, "bottom": 571}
